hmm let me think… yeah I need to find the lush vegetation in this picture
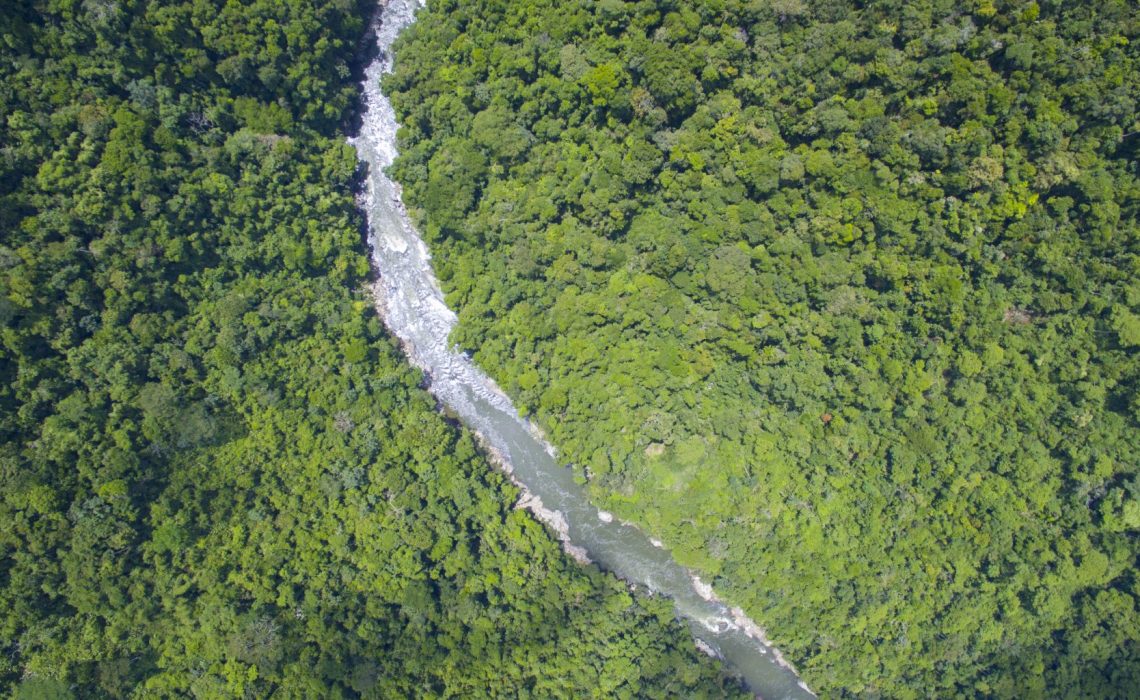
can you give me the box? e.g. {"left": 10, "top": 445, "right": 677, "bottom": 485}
{"left": 386, "top": 0, "right": 1140, "bottom": 695}
{"left": 0, "top": 1, "right": 746, "bottom": 697}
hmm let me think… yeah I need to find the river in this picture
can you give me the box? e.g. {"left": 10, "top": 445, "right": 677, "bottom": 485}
{"left": 349, "top": 1, "right": 814, "bottom": 697}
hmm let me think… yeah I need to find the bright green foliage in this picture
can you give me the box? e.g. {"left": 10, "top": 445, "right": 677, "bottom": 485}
{"left": 0, "top": 1, "right": 745, "bottom": 697}
{"left": 386, "top": 0, "right": 1140, "bottom": 696}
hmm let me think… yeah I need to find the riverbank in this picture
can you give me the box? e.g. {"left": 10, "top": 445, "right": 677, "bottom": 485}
{"left": 350, "top": 1, "right": 813, "bottom": 696}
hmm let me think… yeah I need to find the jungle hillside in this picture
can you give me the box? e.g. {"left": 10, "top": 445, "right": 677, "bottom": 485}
{"left": 384, "top": 0, "right": 1140, "bottom": 696}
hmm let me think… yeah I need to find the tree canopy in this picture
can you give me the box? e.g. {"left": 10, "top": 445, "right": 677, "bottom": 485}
{"left": 385, "top": 0, "right": 1140, "bottom": 696}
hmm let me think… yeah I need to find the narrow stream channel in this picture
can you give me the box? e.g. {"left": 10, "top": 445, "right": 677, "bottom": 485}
{"left": 350, "top": 1, "right": 814, "bottom": 697}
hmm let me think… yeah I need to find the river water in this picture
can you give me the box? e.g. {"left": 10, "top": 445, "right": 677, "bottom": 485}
{"left": 349, "top": 1, "right": 813, "bottom": 697}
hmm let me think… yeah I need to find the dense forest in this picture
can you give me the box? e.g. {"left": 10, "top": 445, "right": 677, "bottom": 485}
{"left": 0, "top": 1, "right": 746, "bottom": 697}
{"left": 385, "top": 0, "right": 1140, "bottom": 696}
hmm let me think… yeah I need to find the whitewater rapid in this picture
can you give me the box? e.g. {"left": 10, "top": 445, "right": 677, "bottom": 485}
{"left": 349, "top": 1, "right": 813, "bottom": 697}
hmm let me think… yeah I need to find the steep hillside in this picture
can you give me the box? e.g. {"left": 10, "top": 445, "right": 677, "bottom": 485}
{"left": 386, "top": 0, "right": 1140, "bottom": 695}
